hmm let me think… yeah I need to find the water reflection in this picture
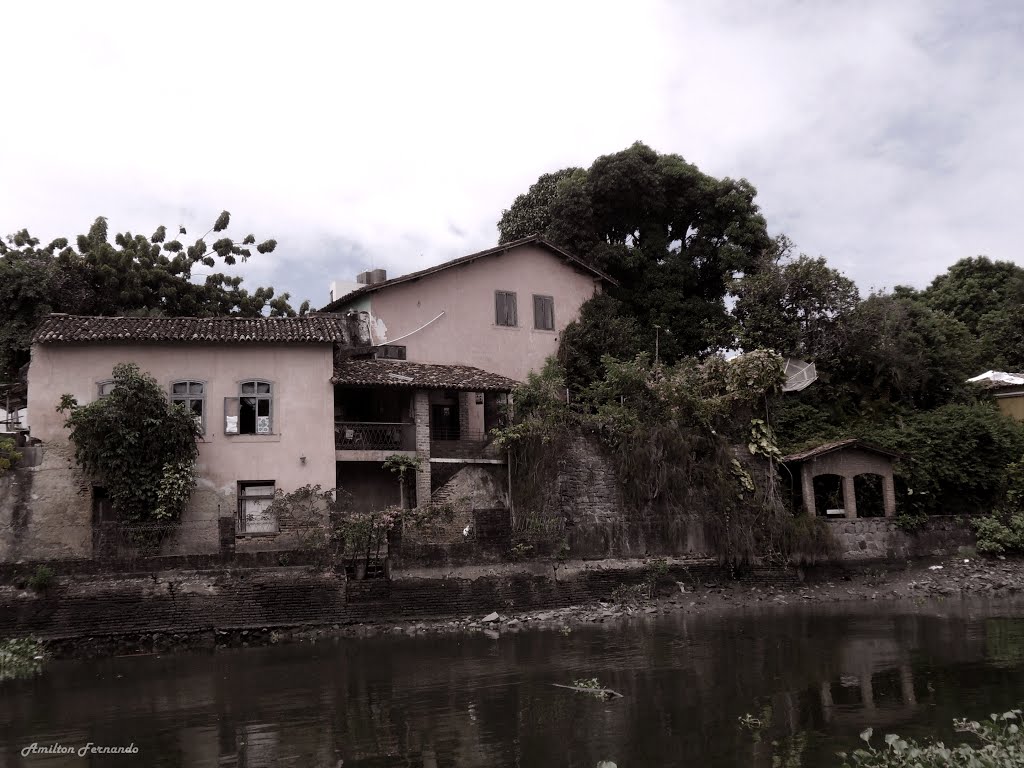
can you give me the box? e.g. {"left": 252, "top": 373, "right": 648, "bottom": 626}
{"left": 3, "top": 598, "right": 1024, "bottom": 767}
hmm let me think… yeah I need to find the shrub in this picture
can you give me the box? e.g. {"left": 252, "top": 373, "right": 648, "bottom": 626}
{"left": 57, "top": 363, "right": 199, "bottom": 525}
{"left": 0, "top": 637, "right": 47, "bottom": 681}
{"left": 26, "top": 565, "right": 56, "bottom": 593}
{"left": 779, "top": 515, "right": 840, "bottom": 565}
{"left": 0, "top": 436, "right": 21, "bottom": 473}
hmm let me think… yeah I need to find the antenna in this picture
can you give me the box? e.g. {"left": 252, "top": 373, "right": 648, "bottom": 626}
{"left": 781, "top": 358, "right": 817, "bottom": 392}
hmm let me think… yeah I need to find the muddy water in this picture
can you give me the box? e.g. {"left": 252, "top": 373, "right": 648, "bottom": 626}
{"left": 4, "top": 599, "right": 1024, "bottom": 767}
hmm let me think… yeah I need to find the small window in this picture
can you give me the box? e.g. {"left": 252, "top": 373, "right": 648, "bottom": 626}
{"left": 237, "top": 481, "right": 277, "bottom": 534}
{"left": 226, "top": 380, "right": 273, "bottom": 435}
{"left": 97, "top": 380, "right": 116, "bottom": 399}
{"left": 495, "top": 290, "right": 517, "bottom": 327}
{"left": 533, "top": 295, "right": 555, "bottom": 330}
{"left": 170, "top": 380, "right": 206, "bottom": 433}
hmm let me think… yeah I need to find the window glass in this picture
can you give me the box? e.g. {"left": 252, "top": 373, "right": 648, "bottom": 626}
{"left": 170, "top": 381, "right": 206, "bottom": 433}
{"left": 238, "top": 482, "right": 277, "bottom": 534}
{"left": 236, "top": 381, "right": 273, "bottom": 434}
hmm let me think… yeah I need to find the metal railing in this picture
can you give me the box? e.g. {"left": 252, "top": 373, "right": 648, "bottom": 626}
{"left": 335, "top": 421, "right": 415, "bottom": 451}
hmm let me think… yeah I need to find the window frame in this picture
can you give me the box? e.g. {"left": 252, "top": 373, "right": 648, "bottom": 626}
{"left": 495, "top": 290, "right": 518, "bottom": 327}
{"left": 236, "top": 480, "right": 278, "bottom": 536}
{"left": 96, "top": 379, "right": 116, "bottom": 399}
{"left": 533, "top": 294, "right": 555, "bottom": 331}
{"left": 226, "top": 379, "right": 274, "bottom": 435}
{"left": 170, "top": 379, "right": 207, "bottom": 434}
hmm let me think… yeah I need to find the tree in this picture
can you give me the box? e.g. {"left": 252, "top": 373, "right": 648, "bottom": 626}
{"left": 496, "top": 142, "right": 774, "bottom": 360}
{"left": 557, "top": 294, "right": 642, "bottom": 395}
{"left": 0, "top": 212, "right": 306, "bottom": 382}
{"left": 57, "top": 363, "right": 200, "bottom": 525}
{"left": 921, "top": 256, "right": 1024, "bottom": 337}
{"left": 732, "top": 250, "right": 859, "bottom": 359}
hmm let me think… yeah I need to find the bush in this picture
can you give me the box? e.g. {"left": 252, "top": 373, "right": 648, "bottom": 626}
{"left": 0, "top": 436, "right": 21, "bottom": 473}
{"left": 972, "top": 456, "right": 1024, "bottom": 555}
{"left": 779, "top": 515, "right": 840, "bottom": 565}
{"left": 26, "top": 565, "right": 56, "bottom": 593}
{"left": 839, "top": 710, "right": 1024, "bottom": 767}
{"left": 0, "top": 637, "right": 47, "bottom": 681}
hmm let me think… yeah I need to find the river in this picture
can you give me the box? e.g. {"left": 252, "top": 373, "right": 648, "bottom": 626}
{"left": 3, "top": 598, "right": 1024, "bottom": 767}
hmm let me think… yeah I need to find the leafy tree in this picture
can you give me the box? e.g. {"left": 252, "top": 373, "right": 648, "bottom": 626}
{"left": 557, "top": 294, "right": 642, "bottom": 395}
{"left": 497, "top": 142, "right": 773, "bottom": 360}
{"left": 0, "top": 437, "right": 20, "bottom": 473}
{"left": 921, "top": 256, "right": 1024, "bottom": 336}
{"left": 733, "top": 249, "right": 859, "bottom": 359}
{"left": 0, "top": 212, "right": 307, "bottom": 382}
{"left": 57, "top": 363, "right": 200, "bottom": 524}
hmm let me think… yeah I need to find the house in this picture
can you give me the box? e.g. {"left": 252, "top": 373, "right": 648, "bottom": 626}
{"left": 7, "top": 313, "right": 518, "bottom": 561}
{"left": 782, "top": 439, "right": 899, "bottom": 519}
{"left": 967, "top": 370, "right": 1024, "bottom": 420}
{"left": 321, "top": 235, "right": 615, "bottom": 435}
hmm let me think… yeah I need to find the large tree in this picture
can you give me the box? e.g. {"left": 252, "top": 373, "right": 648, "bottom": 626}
{"left": 499, "top": 142, "right": 774, "bottom": 361}
{"left": 921, "top": 256, "right": 1024, "bottom": 337}
{"left": 0, "top": 212, "right": 306, "bottom": 382}
{"left": 732, "top": 248, "right": 860, "bottom": 360}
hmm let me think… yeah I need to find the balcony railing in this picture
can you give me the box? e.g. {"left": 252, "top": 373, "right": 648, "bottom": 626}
{"left": 335, "top": 421, "right": 415, "bottom": 451}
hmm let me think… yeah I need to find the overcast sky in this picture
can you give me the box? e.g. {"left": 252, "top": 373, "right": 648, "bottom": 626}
{"left": 3, "top": 1, "right": 1022, "bottom": 309}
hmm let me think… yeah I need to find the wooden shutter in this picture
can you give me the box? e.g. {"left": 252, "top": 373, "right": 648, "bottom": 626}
{"left": 224, "top": 397, "right": 240, "bottom": 434}
{"left": 507, "top": 292, "right": 517, "bottom": 326}
{"left": 496, "top": 291, "right": 517, "bottom": 326}
{"left": 534, "top": 295, "right": 554, "bottom": 330}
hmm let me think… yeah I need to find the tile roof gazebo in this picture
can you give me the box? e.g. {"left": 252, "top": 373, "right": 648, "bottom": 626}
{"left": 782, "top": 438, "right": 900, "bottom": 519}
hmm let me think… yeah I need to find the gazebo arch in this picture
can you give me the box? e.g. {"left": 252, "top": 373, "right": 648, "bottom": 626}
{"left": 782, "top": 439, "right": 900, "bottom": 519}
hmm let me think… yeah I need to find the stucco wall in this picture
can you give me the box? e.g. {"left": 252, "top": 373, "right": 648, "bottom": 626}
{"left": 360, "top": 244, "right": 603, "bottom": 383}
{"left": 21, "top": 342, "right": 337, "bottom": 557}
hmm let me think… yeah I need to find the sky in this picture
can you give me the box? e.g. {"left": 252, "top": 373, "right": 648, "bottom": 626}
{"left": 3, "top": 0, "right": 1023, "bottom": 308}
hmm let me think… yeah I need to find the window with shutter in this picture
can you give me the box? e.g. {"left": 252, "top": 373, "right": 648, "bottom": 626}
{"left": 171, "top": 380, "right": 206, "bottom": 433}
{"left": 495, "top": 290, "right": 518, "bottom": 327}
{"left": 533, "top": 295, "right": 555, "bottom": 330}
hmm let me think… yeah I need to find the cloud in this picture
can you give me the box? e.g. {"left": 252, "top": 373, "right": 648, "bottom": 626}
{"left": 2, "top": 0, "right": 1022, "bottom": 308}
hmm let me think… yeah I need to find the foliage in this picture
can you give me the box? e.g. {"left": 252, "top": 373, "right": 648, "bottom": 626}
{"left": 382, "top": 454, "right": 421, "bottom": 477}
{"left": 972, "top": 457, "right": 1024, "bottom": 555}
{"left": 497, "top": 142, "right": 773, "bottom": 360}
{"left": 0, "top": 437, "right": 20, "bottom": 473}
{"left": 921, "top": 256, "right": 1024, "bottom": 337}
{"left": 496, "top": 351, "right": 800, "bottom": 565}
{"left": 57, "top": 363, "right": 199, "bottom": 525}
{"left": 0, "top": 212, "right": 303, "bottom": 382}
{"left": 571, "top": 678, "right": 603, "bottom": 690}
{"left": 557, "top": 293, "right": 642, "bottom": 394}
{"left": 733, "top": 249, "right": 860, "bottom": 359}
{"left": 264, "top": 484, "right": 350, "bottom": 565}
{"left": 0, "top": 637, "right": 47, "bottom": 682}
{"left": 778, "top": 515, "right": 841, "bottom": 565}
{"left": 839, "top": 710, "right": 1024, "bottom": 767}
{"left": 894, "top": 511, "right": 931, "bottom": 533}
{"left": 26, "top": 565, "right": 56, "bottom": 593}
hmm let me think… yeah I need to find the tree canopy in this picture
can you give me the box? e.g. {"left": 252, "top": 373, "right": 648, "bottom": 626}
{"left": 498, "top": 142, "right": 774, "bottom": 360}
{"left": 0, "top": 212, "right": 307, "bottom": 382}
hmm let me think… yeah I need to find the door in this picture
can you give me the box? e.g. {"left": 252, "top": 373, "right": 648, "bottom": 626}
{"left": 430, "top": 404, "right": 460, "bottom": 440}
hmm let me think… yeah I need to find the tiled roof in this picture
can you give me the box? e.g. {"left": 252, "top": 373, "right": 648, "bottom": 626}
{"left": 332, "top": 358, "right": 517, "bottom": 392}
{"left": 320, "top": 234, "right": 617, "bottom": 311}
{"left": 32, "top": 314, "right": 348, "bottom": 344}
{"left": 782, "top": 438, "right": 901, "bottom": 463}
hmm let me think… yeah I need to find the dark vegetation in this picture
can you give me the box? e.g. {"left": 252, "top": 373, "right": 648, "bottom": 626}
{"left": 498, "top": 142, "right": 1024, "bottom": 561}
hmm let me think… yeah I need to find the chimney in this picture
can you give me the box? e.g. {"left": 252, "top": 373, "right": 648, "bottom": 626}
{"left": 357, "top": 269, "right": 387, "bottom": 285}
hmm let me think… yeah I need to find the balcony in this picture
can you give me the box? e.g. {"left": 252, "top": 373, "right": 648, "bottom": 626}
{"left": 335, "top": 421, "right": 415, "bottom": 451}
{"left": 430, "top": 429, "right": 504, "bottom": 460}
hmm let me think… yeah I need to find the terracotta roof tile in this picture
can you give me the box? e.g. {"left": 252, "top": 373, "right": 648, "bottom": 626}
{"left": 782, "top": 438, "right": 901, "bottom": 463}
{"left": 332, "top": 358, "right": 517, "bottom": 392}
{"left": 32, "top": 314, "right": 348, "bottom": 344}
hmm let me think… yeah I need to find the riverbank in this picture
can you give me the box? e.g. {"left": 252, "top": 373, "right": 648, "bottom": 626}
{"left": 12, "top": 553, "right": 1022, "bottom": 659}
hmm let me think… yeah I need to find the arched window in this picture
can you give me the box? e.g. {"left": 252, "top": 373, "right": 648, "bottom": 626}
{"left": 170, "top": 380, "right": 206, "bottom": 433}
{"left": 225, "top": 380, "right": 273, "bottom": 435}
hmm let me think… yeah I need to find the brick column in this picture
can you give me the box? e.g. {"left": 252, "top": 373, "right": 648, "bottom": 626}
{"left": 413, "top": 389, "right": 431, "bottom": 507}
{"left": 882, "top": 473, "right": 897, "bottom": 517}
{"left": 458, "top": 391, "right": 472, "bottom": 438}
{"left": 842, "top": 475, "right": 858, "bottom": 519}
{"left": 801, "top": 464, "right": 816, "bottom": 517}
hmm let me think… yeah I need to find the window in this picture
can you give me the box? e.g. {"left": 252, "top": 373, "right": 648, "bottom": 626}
{"left": 237, "top": 481, "right": 277, "bottom": 534}
{"left": 97, "top": 380, "right": 116, "bottom": 399}
{"left": 224, "top": 380, "right": 273, "bottom": 435}
{"left": 495, "top": 290, "right": 517, "bottom": 327}
{"left": 533, "top": 295, "right": 555, "bottom": 330}
{"left": 170, "top": 380, "right": 205, "bottom": 433}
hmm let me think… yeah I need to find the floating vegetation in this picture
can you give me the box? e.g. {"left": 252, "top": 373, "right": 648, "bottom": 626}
{"left": 0, "top": 637, "right": 47, "bottom": 682}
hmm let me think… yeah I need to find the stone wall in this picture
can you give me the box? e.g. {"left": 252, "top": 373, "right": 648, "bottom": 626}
{"left": 828, "top": 516, "right": 974, "bottom": 560}
{"left": 0, "top": 559, "right": 730, "bottom": 644}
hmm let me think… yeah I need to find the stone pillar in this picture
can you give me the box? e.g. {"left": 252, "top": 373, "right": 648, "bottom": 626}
{"left": 842, "top": 475, "right": 858, "bottom": 519}
{"left": 883, "top": 473, "right": 897, "bottom": 518}
{"left": 458, "top": 391, "right": 472, "bottom": 439}
{"left": 413, "top": 389, "right": 431, "bottom": 507}
{"left": 802, "top": 464, "right": 816, "bottom": 517}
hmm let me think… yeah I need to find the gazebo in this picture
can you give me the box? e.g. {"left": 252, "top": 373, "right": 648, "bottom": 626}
{"left": 782, "top": 438, "right": 900, "bottom": 518}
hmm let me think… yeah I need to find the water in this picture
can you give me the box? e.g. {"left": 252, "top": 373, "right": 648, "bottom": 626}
{"left": 4, "top": 599, "right": 1024, "bottom": 767}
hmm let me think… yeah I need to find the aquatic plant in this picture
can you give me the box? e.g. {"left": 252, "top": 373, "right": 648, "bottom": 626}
{"left": 0, "top": 637, "right": 47, "bottom": 682}
{"left": 839, "top": 710, "right": 1024, "bottom": 767}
